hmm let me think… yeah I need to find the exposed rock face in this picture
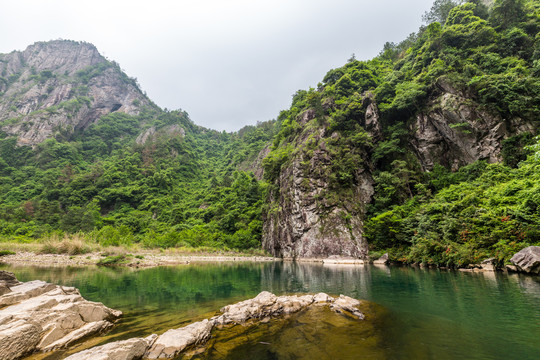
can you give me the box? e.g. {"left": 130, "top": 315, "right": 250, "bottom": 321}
{"left": 66, "top": 291, "right": 365, "bottom": 360}
{"left": 411, "top": 81, "right": 534, "bottom": 171}
{"left": 262, "top": 82, "right": 534, "bottom": 259}
{"left": 263, "top": 109, "right": 375, "bottom": 259}
{"left": 0, "top": 275, "right": 122, "bottom": 360}
{"left": 243, "top": 144, "right": 271, "bottom": 181}
{"left": 0, "top": 40, "right": 151, "bottom": 146}
{"left": 511, "top": 246, "right": 540, "bottom": 274}
{"left": 135, "top": 124, "right": 185, "bottom": 145}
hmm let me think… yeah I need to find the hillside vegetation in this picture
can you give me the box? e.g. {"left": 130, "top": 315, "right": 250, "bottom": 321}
{"left": 263, "top": 0, "right": 539, "bottom": 265}
{"left": 1, "top": 0, "right": 539, "bottom": 266}
{"left": 0, "top": 107, "right": 277, "bottom": 250}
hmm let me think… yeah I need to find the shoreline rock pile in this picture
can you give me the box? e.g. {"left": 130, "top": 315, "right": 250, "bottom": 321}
{"left": 0, "top": 271, "right": 122, "bottom": 360}
{"left": 510, "top": 246, "right": 540, "bottom": 275}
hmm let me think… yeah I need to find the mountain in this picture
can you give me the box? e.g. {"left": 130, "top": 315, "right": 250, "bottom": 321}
{"left": 261, "top": 0, "right": 539, "bottom": 263}
{"left": 0, "top": 40, "right": 151, "bottom": 146}
{"left": 0, "top": 0, "right": 539, "bottom": 267}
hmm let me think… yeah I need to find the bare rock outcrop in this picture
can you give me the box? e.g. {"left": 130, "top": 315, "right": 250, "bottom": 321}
{"left": 0, "top": 40, "right": 151, "bottom": 146}
{"left": 263, "top": 106, "right": 375, "bottom": 259}
{"left": 135, "top": 124, "right": 185, "bottom": 145}
{"left": 411, "top": 81, "right": 534, "bottom": 171}
{"left": 373, "top": 253, "right": 389, "bottom": 265}
{"left": 145, "top": 320, "right": 214, "bottom": 359}
{"left": 0, "top": 274, "right": 122, "bottom": 360}
{"left": 510, "top": 246, "right": 540, "bottom": 274}
{"left": 66, "top": 291, "right": 365, "bottom": 360}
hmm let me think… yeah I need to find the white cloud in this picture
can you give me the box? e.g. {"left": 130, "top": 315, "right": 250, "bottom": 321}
{"left": 0, "top": 0, "right": 434, "bottom": 131}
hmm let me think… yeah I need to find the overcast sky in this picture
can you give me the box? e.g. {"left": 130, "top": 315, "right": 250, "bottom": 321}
{"left": 0, "top": 0, "right": 434, "bottom": 132}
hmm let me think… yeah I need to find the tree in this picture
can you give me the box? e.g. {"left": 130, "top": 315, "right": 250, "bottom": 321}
{"left": 489, "top": 0, "right": 526, "bottom": 30}
{"left": 422, "top": 0, "right": 462, "bottom": 24}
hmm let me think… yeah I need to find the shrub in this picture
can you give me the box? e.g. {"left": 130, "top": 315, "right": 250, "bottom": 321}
{"left": 97, "top": 254, "right": 127, "bottom": 266}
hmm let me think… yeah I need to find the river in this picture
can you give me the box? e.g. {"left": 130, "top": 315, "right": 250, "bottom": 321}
{"left": 1, "top": 262, "right": 539, "bottom": 359}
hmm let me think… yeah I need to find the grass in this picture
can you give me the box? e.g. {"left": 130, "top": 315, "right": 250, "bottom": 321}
{"left": 0, "top": 233, "right": 274, "bottom": 264}
{"left": 39, "top": 234, "right": 95, "bottom": 255}
{"left": 0, "top": 250, "right": 15, "bottom": 256}
{"left": 97, "top": 254, "right": 128, "bottom": 266}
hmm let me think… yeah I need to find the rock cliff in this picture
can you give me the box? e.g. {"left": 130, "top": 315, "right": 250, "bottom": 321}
{"left": 0, "top": 40, "right": 151, "bottom": 146}
{"left": 262, "top": 106, "right": 375, "bottom": 259}
{"left": 410, "top": 80, "right": 534, "bottom": 171}
{"left": 262, "top": 85, "right": 534, "bottom": 259}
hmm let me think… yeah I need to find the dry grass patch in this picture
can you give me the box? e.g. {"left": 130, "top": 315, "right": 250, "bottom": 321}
{"left": 39, "top": 234, "right": 95, "bottom": 255}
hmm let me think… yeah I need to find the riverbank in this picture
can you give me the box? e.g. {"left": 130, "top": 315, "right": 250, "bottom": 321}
{"left": 0, "top": 250, "right": 528, "bottom": 274}
{"left": 0, "top": 250, "right": 277, "bottom": 268}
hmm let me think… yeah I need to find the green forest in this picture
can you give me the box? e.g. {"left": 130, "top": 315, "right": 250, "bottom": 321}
{"left": 1, "top": 0, "right": 539, "bottom": 267}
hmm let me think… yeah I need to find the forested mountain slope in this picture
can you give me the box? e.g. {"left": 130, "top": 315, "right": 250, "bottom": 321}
{"left": 262, "top": 0, "right": 540, "bottom": 264}
{"left": 0, "top": 0, "right": 539, "bottom": 267}
{"left": 0, "top": 40, "right": 277, "bottom": 249}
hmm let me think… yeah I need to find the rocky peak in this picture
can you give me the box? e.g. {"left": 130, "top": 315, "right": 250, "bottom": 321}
{"left": 11, "top": 40, "right": 103, "bottom": 78}
{"left": 0, "top": 40, "right": 151, "bottom": 146}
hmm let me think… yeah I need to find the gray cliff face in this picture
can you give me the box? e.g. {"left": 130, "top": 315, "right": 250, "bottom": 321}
{"left": 411, "top": 82, "right": 534, "bottom": 171}
{"left": 262, "top": 109, "right": 375, "bottom": 259}
{"left": 262, "top": 86, "right": 533, "bottom": 259}
{"left": 0, "top": 40, "right": 150, "bottom": 146}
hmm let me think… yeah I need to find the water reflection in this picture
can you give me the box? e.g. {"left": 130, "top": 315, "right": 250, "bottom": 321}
{"left": 1, "top": 262, "right": 539, "bottom": 360}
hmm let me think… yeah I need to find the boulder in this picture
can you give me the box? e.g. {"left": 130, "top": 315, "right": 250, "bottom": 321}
{"left": 0, "top": 275, "right": 122, "bottom": 359}
{"left": 146, "top": 320, "right": 214, "bottom": 359}
{"left": 0, "top": 270, "right": 21, "bottom": 296}
{"left": 330, "top": 295, "right": 365, "bottom": 320}
{"left": 510, "top": 246, "right": 540, "bottom": 274}
{"left": 373, "top": 253, "right": 389, "bottom": 265}
{"left": 0, "top": 320, "right": 41, "bottom": 360}
{"left": 64, "top": 335, "right": 157, "bottom": 360}
{"left": 0, "top": 270, "right": 20, "bottom": 286}
{"left": 214, "top": 291, "right": 316, "bottom": 325}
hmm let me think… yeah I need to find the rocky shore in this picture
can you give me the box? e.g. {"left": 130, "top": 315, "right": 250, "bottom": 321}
{"left": 0, "top": 271, "right": 121, "bottom": 360}
{"left": 2, "top": 246, "right": 538, "bottom": 276}
{"left": 1, "top": 271, "right": 367, "bottom": 359}
{"left": 66, "top": 291, "right": 365, "bottom": 360}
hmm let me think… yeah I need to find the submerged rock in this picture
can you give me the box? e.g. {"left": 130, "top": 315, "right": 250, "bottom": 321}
{"left": 511, "top": 246, "right": 540, "bottom": 274}
{"left": 0, "top": 274, "right": 122, "bottom": 360}
{"left": 67, "top": 291, "right": 366, "bottom": 359}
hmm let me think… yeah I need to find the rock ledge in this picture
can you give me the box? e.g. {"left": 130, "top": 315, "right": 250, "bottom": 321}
{"left": 0, "top": 271, "right": 122, "bottom": 360}
{"left": 67, "top": 291, "right": 365, "bottom": 360}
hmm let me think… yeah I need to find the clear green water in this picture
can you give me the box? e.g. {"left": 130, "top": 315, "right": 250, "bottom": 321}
{"left": 1, "top": 262, "right": 539, "bottom": 359}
